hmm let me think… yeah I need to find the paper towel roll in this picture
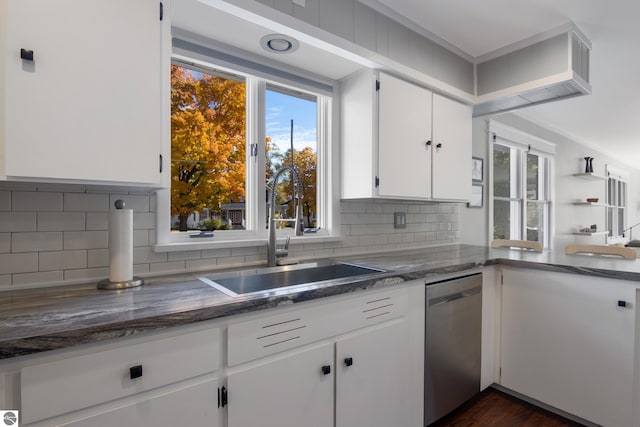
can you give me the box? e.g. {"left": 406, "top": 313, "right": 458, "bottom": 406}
{"left": 109, "top": 208, "right": 133, "bottom": 282}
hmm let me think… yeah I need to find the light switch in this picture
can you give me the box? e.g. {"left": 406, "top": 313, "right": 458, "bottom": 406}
{"left": 394, "top": 212, "right": 406, "bottom": 229}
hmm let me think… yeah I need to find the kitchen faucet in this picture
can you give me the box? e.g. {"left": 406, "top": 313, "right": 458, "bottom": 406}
{"left": 268, "top": 165, "right": 304, "bottom": 266}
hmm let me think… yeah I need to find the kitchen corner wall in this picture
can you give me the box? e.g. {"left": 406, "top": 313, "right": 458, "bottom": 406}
{"left": 0, "top": 184, "right": 460, "bottom": 289}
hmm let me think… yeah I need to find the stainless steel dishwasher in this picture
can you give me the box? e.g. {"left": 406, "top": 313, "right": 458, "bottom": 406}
{"left": 424, "top": 273, "right": 482, "bottom": 426}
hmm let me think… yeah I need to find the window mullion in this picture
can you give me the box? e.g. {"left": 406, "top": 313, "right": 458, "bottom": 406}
{"left": 246, "top": 77, "right": 266, "bottom": 234}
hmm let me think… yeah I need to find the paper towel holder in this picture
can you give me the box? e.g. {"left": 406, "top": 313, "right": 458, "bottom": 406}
{"left": 97, "top": 200, "right": 144, "bottom": 290}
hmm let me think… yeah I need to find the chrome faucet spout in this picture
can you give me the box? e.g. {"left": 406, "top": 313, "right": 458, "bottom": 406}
{"left": 268, "top": 165, "right": 304, "bottom": 267}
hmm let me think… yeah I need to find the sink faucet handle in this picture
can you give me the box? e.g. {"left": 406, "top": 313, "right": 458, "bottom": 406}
{"left": 284, "top": 235, "right": 291, "bottom": 250}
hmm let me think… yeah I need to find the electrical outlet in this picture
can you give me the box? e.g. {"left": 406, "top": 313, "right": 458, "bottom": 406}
{"left": 394, "top": 212, "right": 406, "bottom": 229}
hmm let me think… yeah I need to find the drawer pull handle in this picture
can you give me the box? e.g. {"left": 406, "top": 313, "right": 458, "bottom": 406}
{"left": 20, "top": 48, "right": 34, "bottom": 61}
{"left": 344, "top": 357, "right": 353, "bottom": 367}
{"left": 321, "top": 365, "right": 331, "bottom": 375}
{"left": 129, "top": 365, "right": 143, "bottom": 380}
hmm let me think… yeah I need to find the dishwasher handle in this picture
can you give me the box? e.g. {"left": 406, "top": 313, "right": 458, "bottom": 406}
{"left": 428, "top": 286, "right": 481, "bottom": 307}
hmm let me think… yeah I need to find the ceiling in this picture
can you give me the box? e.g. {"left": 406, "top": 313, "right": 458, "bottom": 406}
{"left": 173, "top": 0, "right": 640, "bottom": 168}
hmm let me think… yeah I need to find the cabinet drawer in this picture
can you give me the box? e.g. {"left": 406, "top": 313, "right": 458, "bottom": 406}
{"left": 227, "top": 287, "right": 408, "bottom": 366}
{"left": 21, "top": 328, "right": 220, "bottom": 425}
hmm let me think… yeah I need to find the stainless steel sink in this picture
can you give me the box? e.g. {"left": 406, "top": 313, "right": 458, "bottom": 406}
{"left": 197, "top": 262, "right": 384, "bottom": 297}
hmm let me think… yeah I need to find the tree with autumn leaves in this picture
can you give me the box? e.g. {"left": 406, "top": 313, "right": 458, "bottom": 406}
{"left": 171, "top": 65, "right": 318, "bottom": 231}
{"left": 171, "top": 65, "right": 246, "bottom": 231}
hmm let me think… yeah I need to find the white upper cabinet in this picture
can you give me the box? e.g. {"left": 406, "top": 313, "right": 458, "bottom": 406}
{"left": 432, "top": 93, "right": 472, "bottom": 200}
{"left": 341, "top": 70, "right": 471, "bottom": 201}
{"left": 377, "top": 72, "right": 432, "bottom": 199}
{"left": 1, "top": 0, "right": 166, "bottom": 186}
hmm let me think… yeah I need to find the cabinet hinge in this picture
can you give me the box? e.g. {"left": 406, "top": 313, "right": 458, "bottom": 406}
{"left": 375, "top": 80, "right": 380, "bottom": 91}
{"left": 159, "top": 2, "right": 164, "bottom": 21}
{"left": 159, "top": 154, "right": 163, "bottom": 173}
{"left": 375, "top": 176, "right": 380, "bottom": 187}
{"left": 501, "top": 273, "right": 503, "bottom": 285}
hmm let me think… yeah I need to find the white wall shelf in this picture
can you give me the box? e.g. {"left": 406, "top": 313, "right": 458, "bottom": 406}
{"left": 573, "top": 231, "right": 609, "bottom": 236}
{"left": 572, "top": 173, "right": 607, "bottom": 181}
{"left": 573, "top": 202, "right": 607, "bottom": 207}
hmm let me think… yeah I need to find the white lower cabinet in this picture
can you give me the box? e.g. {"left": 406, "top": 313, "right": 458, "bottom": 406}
{"left": 56, "top": 376, "right": 220, "bottom": 427}
{"left": 226, "top": 283, "right": 423, "bottom": 427}
{"left": 5, "top": 283, "right": 424, "bottom": 427}
{"left": 227, "top": 342, "right": 334, "bottom": 427}
{"left": 335, "top": 320, "right": 413, "bottom": 427}
{"left": 500, "top": 267, "right": 638, "bottom": 427}
{"left": 19, "top": 328, "right": 222, "bottom": 427}
{"left": 227, "top": 319, "right": 413, "bottom": 427}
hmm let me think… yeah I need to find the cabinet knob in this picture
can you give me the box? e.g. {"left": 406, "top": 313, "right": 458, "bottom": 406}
{"left": 129, "top": 364, "right": 143, "bottom": 379}
{"left": 20, "top": 48, "right": 34, "bottom": 61}
{"left": 436, "top": 143, "right": 443, "bottom": 149}
{"left": 321, "top": 365, "right": 331, "bottom": 375}
{"left": 425, "top": 140, "right": 432, "bottom": 146}
{"left": 344, "top": 357, "right": 353, "bottom": 367}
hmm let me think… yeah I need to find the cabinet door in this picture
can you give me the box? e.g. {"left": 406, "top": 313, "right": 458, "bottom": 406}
{"left": 4, "top": 0, "right": 163, "bottom": 185}
{"left": 431, "top": 94, "right": 471, "bottom": 200}
{"left": 501, "top": 268, "right": 637, "bottom": 427}
{"left": 378, "top": 72, "right": 432, "bottom": 199}
{"left": 57, "top": 376, "right": 220, "bottom": 427}
{"left": 336, "top": 320, "right": 418, "bottom": 427}
{"left": 227, "top": 342, "right": 334, "bottom": 427}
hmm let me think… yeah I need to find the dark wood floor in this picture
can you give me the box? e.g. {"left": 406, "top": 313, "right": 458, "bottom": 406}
{"left": 430, "top": 388, "right": 586, "bottom": 427}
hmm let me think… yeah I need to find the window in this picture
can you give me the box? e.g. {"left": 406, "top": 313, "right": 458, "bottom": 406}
{"left": 161, "top": 57, "right": 331, "bottom": 246}
{"left": 491, "top": 123, "right": 554, "bottom": 248}
{"left": 606, "top": 168, "right": 628, "bottom": 238}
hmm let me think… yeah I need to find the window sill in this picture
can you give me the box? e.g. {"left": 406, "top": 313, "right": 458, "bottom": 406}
{"left": 153, "top": 233, "right": 343, "bottom": 253}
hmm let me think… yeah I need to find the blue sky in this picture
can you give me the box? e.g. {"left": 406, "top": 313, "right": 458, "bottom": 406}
{"left": 266, "top": 90, "right": 317, "bottom": 154}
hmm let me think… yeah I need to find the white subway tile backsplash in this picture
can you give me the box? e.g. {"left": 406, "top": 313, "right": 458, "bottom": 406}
{"left": 133, "top": 212, "right": 155, "bottom": 230}
{"left": 87, "top": 249, "right": 109, "bottom": 268}
{"left": 12, "top": 232, "right": 63, "bottom": 253}
{"left": 0, "top": 234, "right": 10, "bottom": 253}
{"left": 168, "top": 251, "right": 202, "bottom": 262}
{"left": 38, "top": 212, "right": 86, "bottom": 231}
{"left": 109, "top": 195, "right": 150, "bottom": 212}
{"left": 133, "top": 229, "right": 149, "bottom": 247}
{"left": 13, "top": 191, "right": 63, "bottom": 212}
{"left": 133, "top": 246, "right": 167, "bottom": 264}
{"left": 64, "top": 231, "right": 108, "bottom": 250}
{"left": 64, "top": 267, "right": 109, "bottom": 282}
{"left": 13, "top": 271, "right": 64, "bottom": 286}
{"left": 0, "top": 253, "right": 38, "bottom": 274}
{"left": 0, "top": 275, "right": 10, "bottom": 287}
{"left": 150, "top": 261, "right": 186, "bottom": 273}
{"left": 64, "top": 193, "right": 109, "bottom": 212}
{"left": 0, "top": 188, "right": 460, "bottom": 289}
{"left": 86, "top": 212, "right": 108, "bottom": 230}
{"left": 39, "top": 250, "right": 87, "bottom": 271}
{"left": 0, "top": 191, "right": 11, "bottom": 211}
{"left": 185, "top": 258, "right": 217, "bottom": 271}
{"left": 0, "top": 212, "right": 37, "bottom": 232}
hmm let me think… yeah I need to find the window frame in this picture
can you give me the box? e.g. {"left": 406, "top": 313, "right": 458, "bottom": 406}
{"left": 155, "top": 47, "right": 336, "bottom": 250}
{"left": 488, "top": 121, "right": 555, "bottom": 249}
{"left": 606, "top": 165, "right": 628, "bottom": 240}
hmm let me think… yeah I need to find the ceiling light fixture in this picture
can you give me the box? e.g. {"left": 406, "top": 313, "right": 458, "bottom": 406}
{"left": 260, "top": 34, "right": 300, "bottom": 54}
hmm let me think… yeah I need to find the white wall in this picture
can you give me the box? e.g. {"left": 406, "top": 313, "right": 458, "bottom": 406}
{"left": 461, "top": 113, "right": 640, "bottom": 250}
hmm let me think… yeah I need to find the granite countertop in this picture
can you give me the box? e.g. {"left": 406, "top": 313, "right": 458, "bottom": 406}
{"left": 2, "top": 243, "right": 640, "bottom": 360}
